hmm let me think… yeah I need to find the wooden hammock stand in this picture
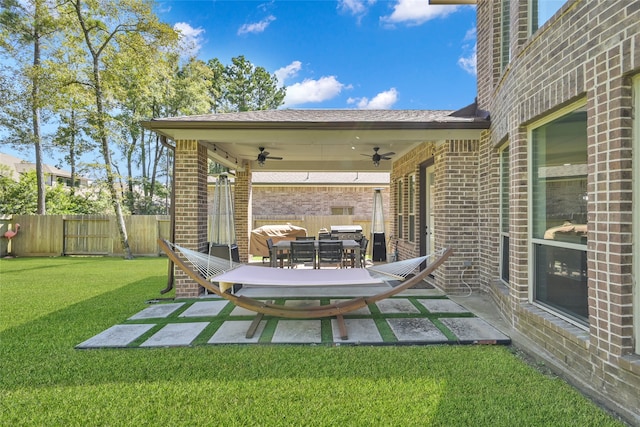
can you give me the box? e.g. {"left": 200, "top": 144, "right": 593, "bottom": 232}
{"left": 159, "top": 239, "right": 452, "bottom": 340}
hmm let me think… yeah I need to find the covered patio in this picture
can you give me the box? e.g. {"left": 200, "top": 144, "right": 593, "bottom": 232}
{"left": 142, "top": 105, "right": 489, "bottom": 298}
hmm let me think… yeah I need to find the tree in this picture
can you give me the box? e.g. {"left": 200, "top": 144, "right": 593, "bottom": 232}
{"left": 0, "top": 0, "right": 60, "bottom": 214}
{"left": 62, "top": 0, "right": 176, "bottom": 259}
{"left": 219, "top": 55, "right": 285, "bottom": 112}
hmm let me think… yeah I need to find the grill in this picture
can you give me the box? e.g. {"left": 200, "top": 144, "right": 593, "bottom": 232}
{"left": 330, "top": 225, "right": 363, "bottom": 241}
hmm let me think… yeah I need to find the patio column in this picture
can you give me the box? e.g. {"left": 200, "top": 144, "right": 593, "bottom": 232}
{"left": 234, "top": 162, "right": 252, "bottom": 262}
{"left": 173, "top": 139, "right": 208, "bottom": 298}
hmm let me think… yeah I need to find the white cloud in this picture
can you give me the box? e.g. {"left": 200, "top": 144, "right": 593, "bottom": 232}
{"left": 283, "top": 76, "right": 346, "bottom": 107}
{"left": 338, "top": 0, "right": 377, "bottom": 17}
{"left": 458, "top": 26, "right": 477, "bottom": 76}
{"left": 173, "top": 22, "right": 205, "bottom": 59}
{"left": 380, "top": 0, "right": 459, "bottom": 26}
{"left": 347, "top": 88, "right": 399, "bottom": 109}
{"left": 238, "top": 15, "right": 276, "bottom": 35}
{"left": 274, "top": 61, "right": 302, "bottom": 87}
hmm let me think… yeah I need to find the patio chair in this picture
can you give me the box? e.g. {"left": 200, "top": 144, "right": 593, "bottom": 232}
{"left": 289, "top": 240, "right": 316, "bottom": 268}
{"left": 318, "top": 232, "right": 332, "bottom": 240}
{"left": 266, "top": 238, "right": 288, "bottom": 268}
{"left": 344, "top": 236, "right": 368, "bottom": 268}
{"left": 317, "top": 240, "right": 343, "bottom": 269}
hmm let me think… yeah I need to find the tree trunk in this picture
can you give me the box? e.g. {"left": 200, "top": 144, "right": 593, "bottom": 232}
{"left": 32, "top": 16, "right": 46, "bottom": 215}
{"left": 92, "top": 56, "right": 133, "bottom": 259}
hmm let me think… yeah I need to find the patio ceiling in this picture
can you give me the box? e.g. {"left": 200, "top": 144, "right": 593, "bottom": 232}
{"left": 142, "top": 108, "right": 489, "bottom": 172}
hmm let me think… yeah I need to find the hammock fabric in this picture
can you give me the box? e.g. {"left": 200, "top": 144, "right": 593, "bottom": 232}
{"left": 159, "top": 239, "right": 452, "bottom": 339}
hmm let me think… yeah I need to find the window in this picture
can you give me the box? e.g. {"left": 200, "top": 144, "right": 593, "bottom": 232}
{"left": 501, "top": 0, "right": 510, "bottom": 70}
{"left": 331, "top": 207, "right": 353, "bottom": 215}
{"left": 634, "top": 75, "right": 640, "bottom": 354}
{"left": 530, "top": 0, "right": 565, "bottom": 34}
{"left": 530, "top": 102, "right": 588, "bottom": 325}
{"left": 397, "top": 179, "right": 403, "bottom": 239}
{"left": 408, "top": 174, "right": 416, "bottom": 242}
{"left": 499, "top": 144, "right": 510, "bottom": 283}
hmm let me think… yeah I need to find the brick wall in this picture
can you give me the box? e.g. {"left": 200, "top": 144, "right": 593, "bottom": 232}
{"left": 174, "top": 140, "right": 208, "bottom": 298}
{"left": 476, "top": 0, "right": 640, "bottom": 421}
{"left": 390, "top": 140, "right": 486, "bottom": 294}
{"left": 251, "top": 185, "right": 389, "bottom": 219}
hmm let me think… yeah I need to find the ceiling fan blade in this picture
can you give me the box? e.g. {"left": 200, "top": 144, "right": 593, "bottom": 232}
{"left": 261, "top": 151, "right": 270, "bottom": 157}
{"left": 266, "top": 156, "right": 283, "bottom": 160}
{"left": 378, "top": 152, "right": 395, "bottom": 157}
{"left": 361, "top": 153, "right": 373, "bottom": 157}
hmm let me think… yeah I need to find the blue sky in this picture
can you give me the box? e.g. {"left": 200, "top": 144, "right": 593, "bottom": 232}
{"left": 158, "top": 0, "right": 478, "bottom": 110}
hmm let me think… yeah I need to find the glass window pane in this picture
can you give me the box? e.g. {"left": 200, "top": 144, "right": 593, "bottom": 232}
{"left": 501, "top": 0, "right": 510, "bottom": 69}
{"left": 501, "top": 235, "right": 510, "bottom": 283}
{"left": 531, "top": 0, "right": 566, "bottom": 33}
{"left": 500, "top": 146, "right": 509, "bottom": 233}
{"left": 534, "top": 244, "right": 588, "bottom": 324}
{"left": 532, "top": 109, "right": 588, "bottom": 242}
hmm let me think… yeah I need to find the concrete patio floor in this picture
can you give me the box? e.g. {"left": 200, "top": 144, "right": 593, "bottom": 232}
{"left": 76, "top": 285, "right": 511, "bottom": 349}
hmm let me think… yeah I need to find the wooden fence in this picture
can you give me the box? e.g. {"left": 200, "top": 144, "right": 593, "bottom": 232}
{"left": 0, "top": 215, "right": 390, "bottom": 257}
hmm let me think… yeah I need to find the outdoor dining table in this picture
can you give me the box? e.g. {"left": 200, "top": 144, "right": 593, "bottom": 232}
{"left": 270, "top": 239, "right": 362, "bottom": 268}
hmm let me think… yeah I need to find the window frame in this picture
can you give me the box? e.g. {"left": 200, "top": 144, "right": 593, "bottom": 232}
{"left": 408, "top": 174, "right": 416, "bottom": 243}
{"left": 499, "top": 142, "right": 510, "bottom": 284}
{"left": 500, "top": 0, "right": 511, "bottom": 70}
{"left": 396, "top": 178, "right": 404, "bottom": 240}
{"left": 529, "top": 0, "right": 566, "bottom": 34}
{"left": 633, "top": 74, "right": 640, "bottom": 354}
{"left": 527, "top": 98, "right": 589, "bottom": 328}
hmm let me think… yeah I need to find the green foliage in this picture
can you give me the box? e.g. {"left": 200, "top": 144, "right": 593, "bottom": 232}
{"left": 0, "top": 171, "right": 111, "bottom": 214}
{"left": 219, "top": 55, "right": 286, "bottom": 112}
{"left": 0, "top": 257, "right": 626, "bottom": 427}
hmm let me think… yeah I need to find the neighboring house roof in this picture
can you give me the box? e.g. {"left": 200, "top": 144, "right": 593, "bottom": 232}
{"left": 0, "top": 152, "right": 90, "bottom": 186}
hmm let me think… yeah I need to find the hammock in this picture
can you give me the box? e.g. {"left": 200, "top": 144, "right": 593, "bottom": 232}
{"left": 159, "top": 239, "right": 452, "bottom": 339}
{"left": 165, "top": 240, "right": 436, "bottom": 290}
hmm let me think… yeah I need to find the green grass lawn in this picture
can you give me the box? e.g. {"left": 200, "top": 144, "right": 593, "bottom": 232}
{"left": 0, "top": 257, "right": 625, "bottom": 426}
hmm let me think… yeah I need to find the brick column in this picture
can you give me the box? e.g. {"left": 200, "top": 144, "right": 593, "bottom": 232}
{"left": 434, "top": 139, "right": 479, "bottom": 294}
{"left": 234, "top": 162, "right": 252, "bottom": 262}
{"left": 174, "top": 140, "right": 208, "bottom": 298}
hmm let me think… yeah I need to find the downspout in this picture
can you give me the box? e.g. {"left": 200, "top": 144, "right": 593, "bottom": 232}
{"left": 159, "top": 135, "right": 176, "bottom": 294}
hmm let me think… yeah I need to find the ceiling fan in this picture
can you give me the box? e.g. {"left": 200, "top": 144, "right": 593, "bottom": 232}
{"left": 257, "top": 147, "right": 283, "bottom": 166}
{"left": 362, "top": 147, "right": 395, "bottom": 167}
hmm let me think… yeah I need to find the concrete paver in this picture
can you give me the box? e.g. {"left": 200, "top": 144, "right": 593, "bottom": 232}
{"left": 331, "top": 318, "right": 382, "bottom": 343}
{"left": 179, "top": 300, "right": 228, "bottom": 317}
{"left": 387, "top": 318, "right": 449, "bottom": 342}
{"left": 76, "top": 293, "right": 512, "bottom": 348}
{"left": 140, "top": 322, "right": 209, "bottom": 347}
{"left": 417, "top": 299, "right": 469, "bottom": 314}
{"left": 209, "top": 320, "right": 266, "bottom": 344}
{"left": 272, "top": 320, "right": 322, "bottom": 343}
{"left": 376, "top": 298, "right": 420, "bottom": 314}
{"left": 76, "top": 324, "right": 156, "bottom": 348}
{"left": 439, "top": 317, "right": 510, "bottom": 343}
{"left": 128, "top": 303, "right": 184, "bottom": 320}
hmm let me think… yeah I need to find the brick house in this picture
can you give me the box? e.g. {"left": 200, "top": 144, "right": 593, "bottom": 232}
{"left": 427, "top": 0, "right": 639, "bottom": 422}
{"left": 142, "top": 0, "right": 640, "bottom": 422}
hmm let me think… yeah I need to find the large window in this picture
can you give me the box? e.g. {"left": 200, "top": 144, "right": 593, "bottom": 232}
{"left": 408, "top": 174, "right": 416, "bottom": 242}
{"left": 634, "top": 75, "right": 640, "bottom": 354}
{"left": 530, "top": 102, "right": 588, "bottom": 325}
{"left": 501, "top": 0, "right": 510, "bottom": 70}
{"left": 530, "top": 0, "right": 565, "bottom": 33}
{"left": 499, "top": 144, "right": 510, "bottom": 283}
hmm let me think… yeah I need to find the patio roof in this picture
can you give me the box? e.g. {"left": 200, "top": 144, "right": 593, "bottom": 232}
{"left": 142, "top": 105, "right": 489, "bottom": 172}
